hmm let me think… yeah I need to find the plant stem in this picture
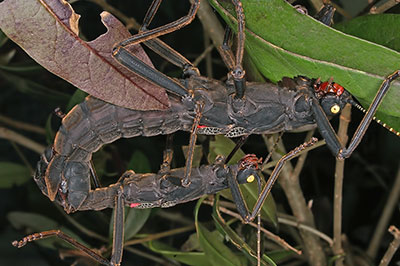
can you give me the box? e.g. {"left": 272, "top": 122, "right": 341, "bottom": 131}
{"left": 379, "top": 226, "right": 400, "bottom": 266}
{"left": 0, "top": 126, "right": 45, "bottom": 154}
{"left": 367, "top": 165, "right": 400, "bottom": 258}
{"left": 0, "top": 114, "right": 46, "bottom": 135}
{"left": 333, "top": 104, "right": 352, "bottom": 266}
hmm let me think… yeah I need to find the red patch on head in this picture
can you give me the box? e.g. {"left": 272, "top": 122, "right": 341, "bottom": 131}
{"left": 130, "top": 203, "right": 140, "bottom": 208}
{"left": 197, "top": 125, "right": 207, "bottom": 129}
{"left": 239, "top": 154, "right": 261, "bottom": 170}
{"left": 315, "top": 81, "right": 344, "bottom": 96}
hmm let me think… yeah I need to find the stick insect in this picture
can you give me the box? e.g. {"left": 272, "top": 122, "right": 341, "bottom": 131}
{"left": 6, "top": 0, "right": 399, "bottom": 265}
{"left": 39, "top": 0, "right": 399, "bottom": 216}
{"left": 14, "top": 138, "right": 317, "bottom": 266}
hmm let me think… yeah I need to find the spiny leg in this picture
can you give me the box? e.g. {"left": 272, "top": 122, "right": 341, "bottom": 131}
{"left": 117, "top": 0, "right": 200, "bottom": 49}
{"left": 136, "top": 0, "right": 200, "bottom": 76}
{"left": 113, "top": 0, "right": 200, "bottom": 79}
{"left": 112, "top": 0, "right": 204, "bottom": 97}
{"left": 12, "top": 230, "right": 111, "bottom": 266}
{"left": 159, "top": 134, "right": 174, "bottom": 174}
{"left": 182, "top": 101, "right": 204, "bottom": 187}
{"left": 110, "top": 190, "right": 125, "bottom": 266}
{"left": 217, "top": 1, "right": 247, "bottom": 98}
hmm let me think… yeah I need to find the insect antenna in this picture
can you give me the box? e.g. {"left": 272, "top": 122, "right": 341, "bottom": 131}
{"left": 348, "top": 99, "right": 400, "bottom": 136}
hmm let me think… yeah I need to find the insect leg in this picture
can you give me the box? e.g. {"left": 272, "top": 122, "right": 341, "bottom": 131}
{"left": 311, "top": 70, "right": 400, "bottom": 159}
{"left": 159, "top": 134, "right": 174, "bottom": 174}
{"left": 111, "top": 189, "right": 125, "bottom": 266}
{"left": 314, "top": 4, "right": 336, "bottom": 26}
{"left": 117, "top": 0, "right": 200, "bottom": 50}
{"left": 12, "top": 230, "right": 111, "bottom": 266}
{"left": 134, "top": 0, "right": 200, "bottom": 76}
{"left": 113, "top": 47, "right": 188, "bottom": 97}
{"left": 219, "top": 27, "right": 235, "bottom": 70}
{"left": 217, "top": 1, "right": 247, "bottom": 98}
{"left": 229, "top": 138, "right": 318, "bottom": 222}
{"left": 89, "top": 160, "right": 102, "bottom": 189}
{"left": 224, "top": 134, "right": 249, "bottom": 164}
{"left": 182, "top": 102, "right": 204, "bottom": 187}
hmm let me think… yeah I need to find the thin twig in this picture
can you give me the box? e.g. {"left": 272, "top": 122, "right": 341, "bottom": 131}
{"left": 124, "top": 246, "right": 174, "bottom": 266}
{"left": 192, "top": 44, "right": 215, "bottom": 68}
{"left": 277, "top": 216, "right": 333, "bottom": 246}
{"left": 379, "top": 225, "right": 400, "bottom": 266}
{"left": 156, "top": 209, "right": 194, "bottom": 226}
{"left": 367, "top": 165, "right": 400, "bottom": 258}
{"left": 333, "top": 104, "right": 352, "bottom": 266}
{"left": 202, "top": 200, "right": 302, "bottom": 255}
{"left": 191, "top": 0, "right": 225, "bottom": 52}
{"left": 308, "top": 0, "right": 324, "bottom": 11}
{"left": 124, "top": 225, "right": 195, "bottom": 246}
{"left": 0, "top": 114, "right": 46, "bottom": 135}
{"left": 203, "top": 31, "right": 213, "bottom": 78}
{"left": 328, "top": 2, "right": 352, "bottom": 19}
{"left": 55, "top": 205, "right": 109, "bottom": 242}
{"left": 0, "top": 126, "right": 45, "bottom": 154}
{"left": 10, "top": 141, "right": 34, "bottom": 174}
{"left": 370, "top": 0, "right": 400, "bottom": 14}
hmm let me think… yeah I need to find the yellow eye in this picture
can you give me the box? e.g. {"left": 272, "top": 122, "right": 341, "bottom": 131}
{"left": 247, "top": 175, "right": 255, "bottom": 183}
{"left": 331, "top": 104, "right": 340, "bottom": 114}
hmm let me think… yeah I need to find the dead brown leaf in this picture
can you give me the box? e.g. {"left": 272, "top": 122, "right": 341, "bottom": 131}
{"left": 0, "top": 0, "right": 170, "bottom": 110}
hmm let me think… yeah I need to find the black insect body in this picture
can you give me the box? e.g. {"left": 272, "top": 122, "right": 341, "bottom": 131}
{"left": 24, "top": 139, "right": 316, "bottom": 266}
{"left": 43, "top": 74, "right": 353, "bottom": 213}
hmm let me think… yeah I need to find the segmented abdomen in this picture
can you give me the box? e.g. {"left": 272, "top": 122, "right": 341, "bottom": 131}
{"left": 44, "top": 96, "right": 192, "bottom": 210}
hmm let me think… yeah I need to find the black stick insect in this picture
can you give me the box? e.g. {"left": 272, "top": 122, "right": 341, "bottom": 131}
{"left": 38, "top": 0, "right": 399, "bottom": 214}
{"left": 14, "top": 139, "right": 317, "bottom": 266}
{"left": 11, "top": 0, "right": 399, "bottom": 265}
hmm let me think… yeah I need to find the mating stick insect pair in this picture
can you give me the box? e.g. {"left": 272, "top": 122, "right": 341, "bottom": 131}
{"left": 12, "top": 0, "right": 400, "bottom": 265}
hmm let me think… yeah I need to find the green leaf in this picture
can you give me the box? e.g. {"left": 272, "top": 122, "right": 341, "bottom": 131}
{"left": 0, "top": 29, "right": 8, "bottom": 47}
{"left": 66, "top": 89, "right": 88, "bottom": 112}
{"left": 334, "top": 14, "right": 400, "bottom": 52}
{"left": 210, "top": 0, "right": 400, "bottom": 132}
{"left": 7, "top": 212, "right": 87, "bottom": 249}
{"left": 208, "top": 135, "right": 245, "bottom": 165}
{"left": 147, "top": 240, "right": 209, "bottom": 266}
{"left": 266, "top": 248, "right": 299, "bottom": 263}
{"left": 0, "top": 162, "right": 30, "bottom": 188}
{"left": 126, "top": 150, "right": 151, "bottom": 173}
{"left": 212, "top": 196, "right": 277, "bottom": 266}
{"left": 123, "top": 208, "right": 151, "bottom": 241}
{"left": 45, "top": 114, "right": 55, "bottom": 145}
{"left": 197, "top": 223, "right": 243, "bottom": 266}
{"left": 194, "top": 197, "right": 245, "bottom": 266}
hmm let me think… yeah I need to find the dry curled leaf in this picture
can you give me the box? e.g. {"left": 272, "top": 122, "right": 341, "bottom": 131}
{"left": 0, "top": 0, "right": 170, "bottom": 110}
